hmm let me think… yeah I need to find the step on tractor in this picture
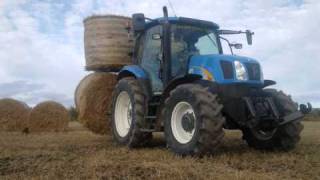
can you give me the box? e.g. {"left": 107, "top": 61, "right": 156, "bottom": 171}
{"left": 111, "top": 7, "right": 312, "bottom": 155}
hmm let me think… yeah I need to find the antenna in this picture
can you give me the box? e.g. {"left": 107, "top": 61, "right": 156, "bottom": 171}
{"left": 167, "top": 0, "right": 177, "bottom": 17}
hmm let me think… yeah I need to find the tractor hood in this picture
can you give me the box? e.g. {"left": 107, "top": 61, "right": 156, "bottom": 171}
{"left": 188, "top": 54, "right": 264, "bottom": 86}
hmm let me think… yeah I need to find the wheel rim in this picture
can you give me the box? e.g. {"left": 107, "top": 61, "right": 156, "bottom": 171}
{"left": 114, "top": 91, "right": 132, "bottom": 137}
{"left": 171, "top": 102, "right": 196, "bottom": 144}
{"left": 251, "top": 127, "right": 277, "bottom": 140}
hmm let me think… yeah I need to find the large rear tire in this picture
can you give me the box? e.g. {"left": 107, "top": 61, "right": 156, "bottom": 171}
{"left": 111, "top": 77, "right": 152, "bottom": 148}
{"left": 163, "top": 84, "right": 225, "bottom": 156}
{"left": 242, "top": 89, "right": 304, "bottom": 151}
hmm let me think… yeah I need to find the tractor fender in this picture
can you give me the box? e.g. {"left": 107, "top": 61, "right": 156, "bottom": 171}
{"left": 162, "top": 74, "right": 202, "bottom": 102}
{"left": 118, "top": 65, "right": 152, "bottom": 100}
{"left": 263, "top": 80, "right": 276, "bottom": 88}
{"left": 118, "top": 65, "right": 148, "bottom": 80}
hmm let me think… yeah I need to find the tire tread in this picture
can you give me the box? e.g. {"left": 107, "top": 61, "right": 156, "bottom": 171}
{"left": 164, "top": 84, "right": 225, "bottom": 156}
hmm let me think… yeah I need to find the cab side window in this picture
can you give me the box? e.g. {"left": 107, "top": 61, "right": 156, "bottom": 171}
{"left": 170, "top": 25, "right": 189, "bottom": 77}
{"left": 140, "top": 25, "right": 163, "bottom": 92}
{"left": 134, "top": 34, "right": 145, "bottom": 64}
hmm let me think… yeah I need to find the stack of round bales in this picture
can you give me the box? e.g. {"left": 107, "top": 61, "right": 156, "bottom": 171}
{"left": 75, "top": 72, "right": 117, "bottom": 134}
{"left": 0, "top": 98, "right": 31, "bottom": 131}
{"left": 84, "top": 15, "right": 133, "bottom": 71}
{"left": 28, "top": 101, "right": 69, "bottom": 132}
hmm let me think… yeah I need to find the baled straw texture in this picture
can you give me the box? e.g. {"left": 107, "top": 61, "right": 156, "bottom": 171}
{"left": 84, "top": 15, "right": 133, "bottom": 71}
{"left": 28, "top": 101, "right": 69, "bottom": 132}
{"left": 0, "top": 98, "right": 30, "bottom": 131}
{"left": 76, "top": 72, "right": 117, "bottom": 134}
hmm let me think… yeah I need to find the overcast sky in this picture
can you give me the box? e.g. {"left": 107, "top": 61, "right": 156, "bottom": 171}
{"left": 0, "top": 0, "right": 319, "bottom": 107}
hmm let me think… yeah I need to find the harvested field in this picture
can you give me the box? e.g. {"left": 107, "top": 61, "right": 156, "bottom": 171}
{"left": 28, "top": 101, "right": 69, "bottom": 132}
{"left": 0, "top": 120, "right": 319, "bottom": 179}
{"left": 0, "top": 98, "right": 30, "bottom": 131}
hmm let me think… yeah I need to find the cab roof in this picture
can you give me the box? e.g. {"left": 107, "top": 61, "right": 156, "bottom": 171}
{"left": 145, "top": 17, "right": 220, "bottom": 30}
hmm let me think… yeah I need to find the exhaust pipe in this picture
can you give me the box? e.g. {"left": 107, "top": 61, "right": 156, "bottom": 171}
{"left": 163, "top": 6, "right": 168, "bottom": 21}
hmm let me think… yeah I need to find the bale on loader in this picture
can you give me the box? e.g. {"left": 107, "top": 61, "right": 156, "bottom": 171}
{"left": 84, "top": 15, "right": 133, "bottom": 71}
{"left": 28, "top": 101, "right": 69, "bottom": 132}
{"left": 75, "top": 72, "right": 117, "bottom": 134}
{"left": 0, "top": 98, "right": 30, "bottom": 131}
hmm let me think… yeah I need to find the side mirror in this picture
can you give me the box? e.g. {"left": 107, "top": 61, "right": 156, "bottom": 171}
{"left": 132, "top": 13, "right": 145, "bottom": 33}
{"left": 152, "top": 33, "right": 161, "bottom": 40}
{"left": 246, "top": 30, "right": 254, "bottom": 45}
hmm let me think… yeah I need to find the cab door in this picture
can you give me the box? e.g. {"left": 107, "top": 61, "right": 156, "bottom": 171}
{"left": 140, "top": 25, "right": 163, "bottom": 94}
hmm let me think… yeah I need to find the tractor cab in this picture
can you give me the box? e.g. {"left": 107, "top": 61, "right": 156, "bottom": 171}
{"left": 133, "top": 17, "right": 221, "bottom": 93}
{"left": 125, "top": 7, "right": 258, "bottom": 96}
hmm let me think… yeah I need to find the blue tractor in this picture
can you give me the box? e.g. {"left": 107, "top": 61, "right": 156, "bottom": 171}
{"left": 111, "top": 7, "right": 311, "bottom": 155}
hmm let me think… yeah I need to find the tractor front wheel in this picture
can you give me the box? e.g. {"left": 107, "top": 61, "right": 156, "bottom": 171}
{"left": 111, "top": 77, "right": 152, "bottom": 147}
{"left": 163, "top": 84, "right": 225, "bottom": 156}
{"left": 242, "top": 89, "right": 304, "bottom": 151}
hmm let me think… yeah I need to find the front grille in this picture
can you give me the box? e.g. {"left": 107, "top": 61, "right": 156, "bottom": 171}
{"left": 245, "top": 63, "right": 261, "bottom": 80}
{"left": 220, "top": 61, "right": 234, "bottom": 79}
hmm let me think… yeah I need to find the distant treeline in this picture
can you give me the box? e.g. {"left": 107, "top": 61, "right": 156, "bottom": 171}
{"left": 68, "top": 106, "right": 78, "bottom": 121}
{"left": 310, "top": 108, "right": 320, "bottom": 117}
{"left": 304, "top": 108, "right": 320, "bottom": 121}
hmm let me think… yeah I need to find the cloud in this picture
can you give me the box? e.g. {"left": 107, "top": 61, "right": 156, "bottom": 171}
{"left": 0, "top": 80, "right": 73, "bottom": 107}
{"left": 17, "top": 91, "right": 74, "bottom": 107}
{"left": 0, "top": 0, "right": 319, "bottom": 108}
{"left": 0, "top": 80, "right": 44, "bottom": 97}
{"left": 0, "top": 0, "right": 87, "bottom": 107}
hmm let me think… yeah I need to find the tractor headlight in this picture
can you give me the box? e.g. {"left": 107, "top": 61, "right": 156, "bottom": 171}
{"left": 234, "top": 61, "right": 248, "bottom": 81}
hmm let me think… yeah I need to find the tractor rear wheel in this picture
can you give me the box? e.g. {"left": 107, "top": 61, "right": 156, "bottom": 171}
{"left": 242, "top": 89, "right": 304, "bottom": 151}
{"left": 111, "top": 77, "right": 152, "bottom": 147}
{"left": 163, "top": 84, "right": 225, "bottom": 156}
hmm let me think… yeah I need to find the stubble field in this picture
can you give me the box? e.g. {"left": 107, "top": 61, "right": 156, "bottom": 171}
{"left": 0, "top": 120, "right": 319, "bottom": 180}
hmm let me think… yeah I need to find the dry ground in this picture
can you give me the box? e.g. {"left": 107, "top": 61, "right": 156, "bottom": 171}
{"left": 0, "top": 121, "right": 319, "bottom": 180}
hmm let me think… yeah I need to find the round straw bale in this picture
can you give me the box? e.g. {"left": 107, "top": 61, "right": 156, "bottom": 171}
{"left": 84, "top": 15, "right": 134, "bottom": 71}
{"left": 75, "top": 72, "right": 117, "bottom": 134}
{"left": 0, "top": 98, "right": 30, "bottom": 131}
{"left": 28, "top": 101, "right": 69, "bottom": 132}
{"left": 74, "top": 73, "right": 93, "bottom": 111}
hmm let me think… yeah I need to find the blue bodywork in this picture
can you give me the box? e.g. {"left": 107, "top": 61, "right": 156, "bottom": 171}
{"left": 119, "top": 16, "right": 263, "bottom": 90}
{"left": 119, "top": 54, "right": 264, "bottom": 88}
{"left": 119, "top": 65, "right": 148, "bottom": 79}
{"left": 145, "top": 17, "right": 219, "bottom": 29}
{"left": 188, "top": 54, "right": 264, "bottom": 86}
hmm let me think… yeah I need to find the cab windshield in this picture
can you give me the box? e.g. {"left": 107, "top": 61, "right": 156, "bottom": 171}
{"left": 171, "top": 25, "right": 220, "bottom": 56}
{"left": 170, "top": 24, "right": 219, "bottom": 76}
